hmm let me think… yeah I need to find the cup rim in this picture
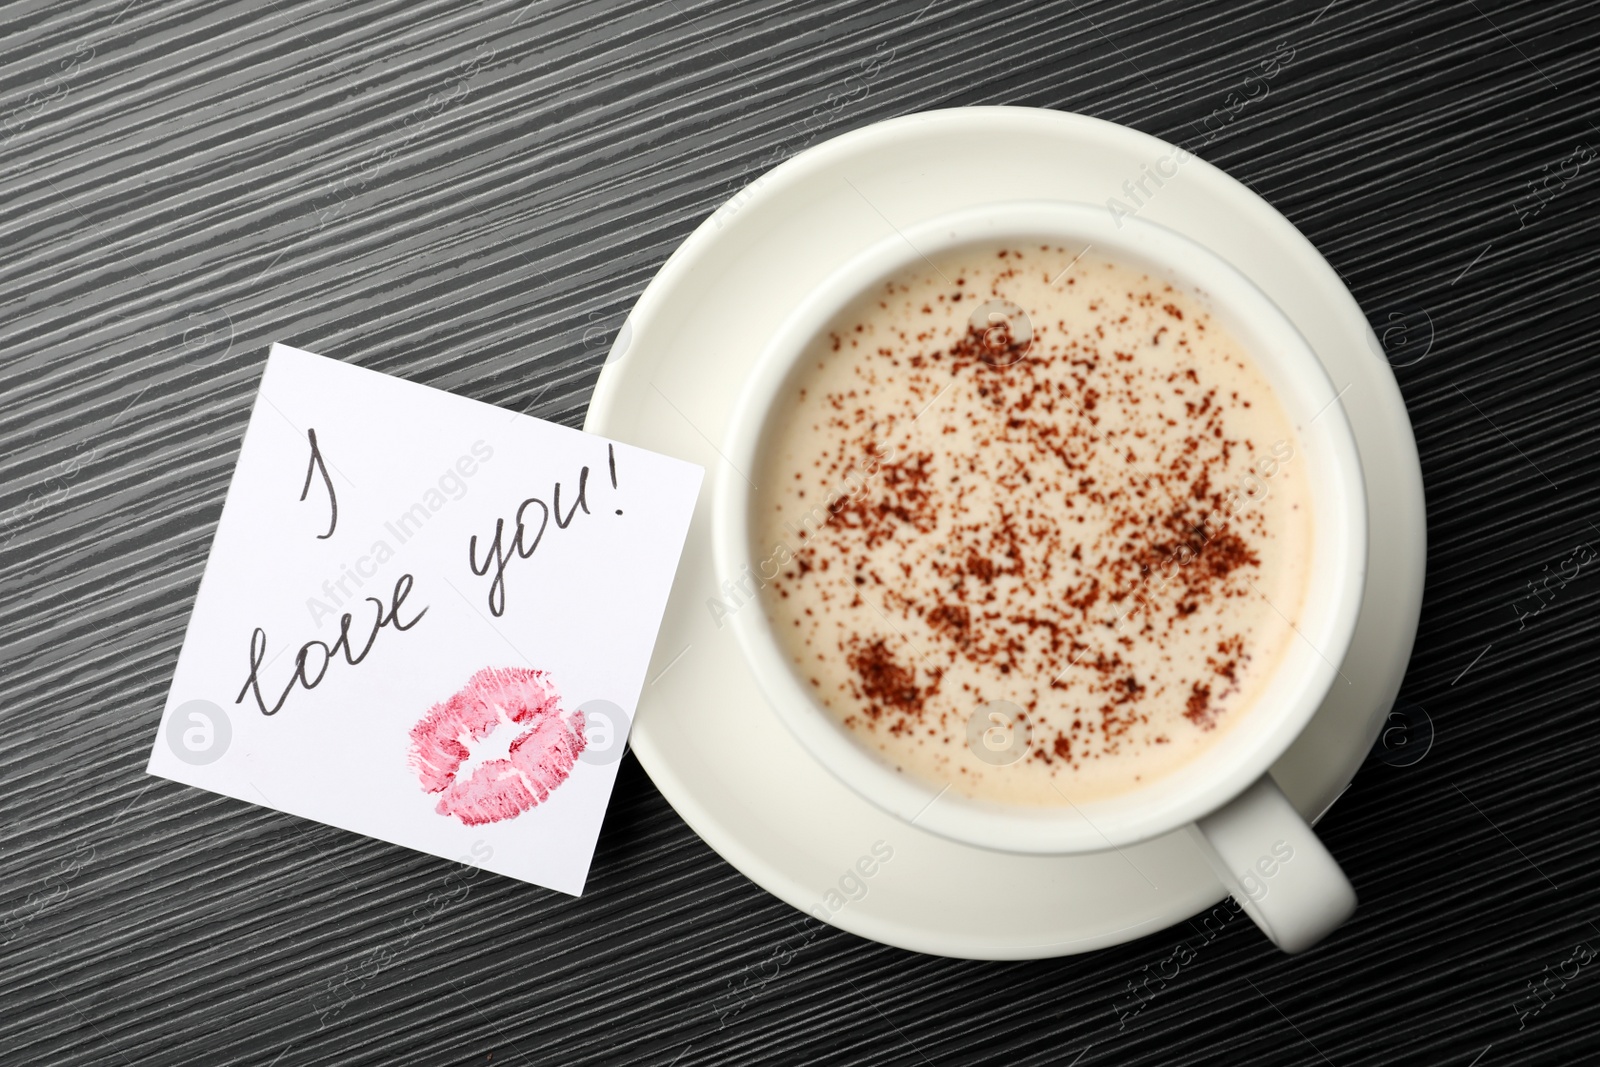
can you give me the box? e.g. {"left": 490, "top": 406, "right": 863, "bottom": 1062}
{"left": 711, "top": 199, "right": 1368, "bottom": 854}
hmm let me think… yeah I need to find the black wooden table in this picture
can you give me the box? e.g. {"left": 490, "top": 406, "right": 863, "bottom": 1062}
{"left": 3, "top": 1, "right": 1598, "bottom": 1064}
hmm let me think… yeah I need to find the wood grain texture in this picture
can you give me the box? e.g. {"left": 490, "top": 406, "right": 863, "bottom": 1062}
{"left": 2, "top": 0, "right": 1598, "bottom": 1064}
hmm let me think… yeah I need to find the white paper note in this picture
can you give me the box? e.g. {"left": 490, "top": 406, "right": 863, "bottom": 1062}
{"left": 146, "top": 344, "right": 703, "bottom": 895}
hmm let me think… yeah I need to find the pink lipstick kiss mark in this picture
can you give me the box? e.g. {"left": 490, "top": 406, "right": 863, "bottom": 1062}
{"left": 408, "top": 667, "right": 586, "bottom": 826}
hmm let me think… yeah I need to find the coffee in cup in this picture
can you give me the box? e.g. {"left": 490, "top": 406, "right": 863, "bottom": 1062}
{"left": 751, "top": 244, "right": 1311, "bottom": 807}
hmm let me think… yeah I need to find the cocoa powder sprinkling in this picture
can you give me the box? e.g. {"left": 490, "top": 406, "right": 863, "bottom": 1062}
{"left": 757, "top": 249, "right": 1307, "bottom": 801}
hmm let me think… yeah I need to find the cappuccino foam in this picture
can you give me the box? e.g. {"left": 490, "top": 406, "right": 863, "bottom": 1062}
{"left": 754, "top": 245, "right": 1312, "bottom": 805}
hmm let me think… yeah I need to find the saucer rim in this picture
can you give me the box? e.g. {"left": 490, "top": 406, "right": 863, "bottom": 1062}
{"left": 585, "top": 105, "right": 1425, "bottom": 959}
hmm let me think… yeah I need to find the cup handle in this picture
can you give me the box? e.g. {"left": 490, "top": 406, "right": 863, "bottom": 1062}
{"left": 1189, "top": 774, "right": 1356, "bottom": 953}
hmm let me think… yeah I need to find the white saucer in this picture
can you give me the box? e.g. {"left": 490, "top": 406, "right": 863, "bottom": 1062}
{"left": 584, "top": 107, "right": 1426, "bottom": 959}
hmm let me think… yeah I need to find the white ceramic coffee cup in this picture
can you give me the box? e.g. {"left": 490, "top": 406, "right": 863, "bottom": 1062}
{"left": 712, "top": 201, "right": 1368, "bottom": 954}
